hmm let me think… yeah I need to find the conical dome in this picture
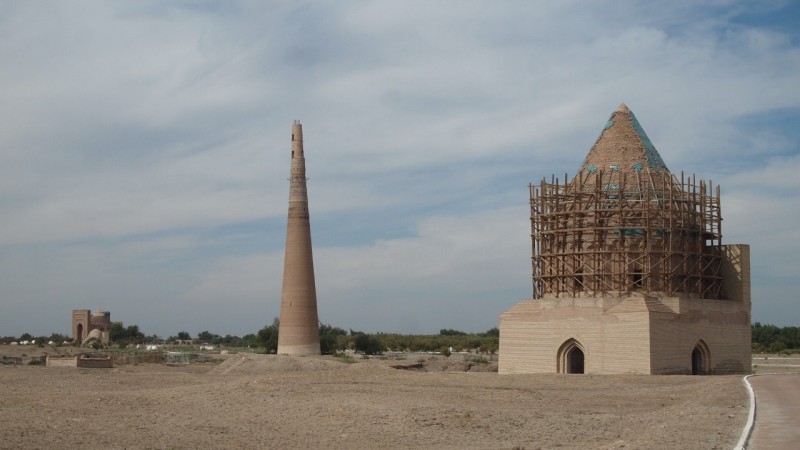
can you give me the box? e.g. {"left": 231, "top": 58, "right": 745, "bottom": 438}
{"left": 579, "top": 103, "right": 669, "bottom": 178}
{"left": 530, "top": 103, "right": 725, "bottom": 304}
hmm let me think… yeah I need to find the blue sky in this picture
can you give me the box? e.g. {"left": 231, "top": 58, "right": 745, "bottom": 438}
{"left": 1, "top": 0, "right": 798, "bottom": 337}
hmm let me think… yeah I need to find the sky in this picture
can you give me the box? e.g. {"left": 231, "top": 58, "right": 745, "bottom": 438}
{"left": 1, "top": 0, "right": 798, "bottom": 338}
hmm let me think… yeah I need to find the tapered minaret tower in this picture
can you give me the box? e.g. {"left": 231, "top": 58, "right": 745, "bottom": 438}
{"left": 277, "top": 121, "right": 320, "bottom": 355}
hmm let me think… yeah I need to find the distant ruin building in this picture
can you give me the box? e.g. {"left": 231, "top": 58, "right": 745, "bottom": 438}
{"left": 277, "top": 121, "right": 321, "bottom": 355}
{"left": 499, "top": 104, "right": 751, "bottom": 375}
{"left": 72, "top": 309, "right": 117, "bottom": 345}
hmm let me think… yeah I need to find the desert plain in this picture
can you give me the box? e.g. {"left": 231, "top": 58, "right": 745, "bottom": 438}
{"left": 0, "top": 345, "right": 758, "bottom": 450}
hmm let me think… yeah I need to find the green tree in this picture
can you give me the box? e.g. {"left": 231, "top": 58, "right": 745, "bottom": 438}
{"left": 352, "top": 331, "right": 383, "bottom": 355}
{"left": 177, "top": 331, "right": 191, "bottom": 341}
{"left": 482, "top": 327, "right": 499, "bottom": 337}
{"left": 257, "top": 318, "right": 280, "bottom": 353}
{"left": 109, "top": 323, "right": 126, "bottom": 342}
{"left": 49, "top": 333, "right": 69, "bottom": 344}
{"left": 752, "top": 323, "right": 800, "bottom": 351}
{"left": 126, "top": 325, "right": 145, "bottom": 344}
{"left": 439, "top": 329, "right": 467, "bottom": 336}
{"left": 319, "top": 323, "right": 347, "bottom": 354}
{"left": 107, "top": 323, "right": 144, "bottom": 344}
{"left": 241, "top": 333, "right": 258, "bottom": 347}
{"left": 197, "top": 330, "right": 218, "bottom": 343}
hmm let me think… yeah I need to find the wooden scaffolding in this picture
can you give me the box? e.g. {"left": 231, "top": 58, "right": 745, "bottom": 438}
{"left": 531, "top": 169, "right": 723, "bottom": 300}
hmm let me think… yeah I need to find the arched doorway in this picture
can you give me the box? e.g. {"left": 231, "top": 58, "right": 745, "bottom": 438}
{"left": 691, "top": 340, "right": 710, "bottom": 375}
{"left": 557, "top": 339, "right": 586, "bottom": 374}
{"left": 76, "top": 323, "right": 84, "bottom": 343}
{"left": 567, "top": 347, "right": 585, "bottom": 374}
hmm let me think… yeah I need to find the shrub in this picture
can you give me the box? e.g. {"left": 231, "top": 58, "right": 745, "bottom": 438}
{"left": 353, "top": 333, "right": 383, "bottom": 355}
{"left": 769, "top": 341, "right": 787, "bottom": 353}
{"left": 333, "top": 354, "right": 356, "bottom": 364}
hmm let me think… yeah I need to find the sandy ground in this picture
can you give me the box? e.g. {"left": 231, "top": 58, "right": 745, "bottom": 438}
{"left": 0, "top": 346, "right": 751, "bottom": 450}
{"left": 751, "top": 354, "right": 800, "bottom": 374}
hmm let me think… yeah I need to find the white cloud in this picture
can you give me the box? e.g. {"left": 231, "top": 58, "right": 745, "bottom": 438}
{"left": 313, "top": 206, "right": 531, "bottom": 332}
{"left": 0, "top": 1, "right": 798, "bottom": 335}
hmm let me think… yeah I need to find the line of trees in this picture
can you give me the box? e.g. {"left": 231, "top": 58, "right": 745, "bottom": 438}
{"left": 162, "top": 321, "right": 499, "bottom": 356}
{"left": 339, "top": 328, "right": 500, "bottom": 355}
{"left": 752, "top": 322, "right": 800, "bottom": 353}
{"left": 0, "top": 333, "right": 69, "bottom": 345}
{"left": 197, "top": 321, "right": 499, "bottom": 356}
{"left": 4, "top": 323, "right": 797, "bottom": 354}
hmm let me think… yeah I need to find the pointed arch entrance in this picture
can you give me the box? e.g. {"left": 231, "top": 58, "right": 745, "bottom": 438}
{"left": 76, "top": 323, "right": 84, "bottom": 344}
{"left": 691, "top": 340, "right": 710, "bottom": 375}
{"left": 557, "top": 339, "right": 586, "bottom": 374}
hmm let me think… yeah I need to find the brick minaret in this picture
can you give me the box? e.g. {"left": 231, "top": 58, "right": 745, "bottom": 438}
{"left": 277, "top": 121, "right": 320, "bottom": 355}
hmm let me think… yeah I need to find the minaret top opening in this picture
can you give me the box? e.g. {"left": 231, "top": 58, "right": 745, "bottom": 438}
{"left": 291, "top": 122, "right": 304, "bottom": 158}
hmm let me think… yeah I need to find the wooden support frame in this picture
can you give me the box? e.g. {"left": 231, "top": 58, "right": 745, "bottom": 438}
{"left": 531, "top": 169, "right": 723, "bottom": 299}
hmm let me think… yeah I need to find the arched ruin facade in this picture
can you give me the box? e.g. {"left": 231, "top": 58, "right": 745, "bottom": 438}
{"left": 72, "top": 309, "right": 114, "bottom": 345}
